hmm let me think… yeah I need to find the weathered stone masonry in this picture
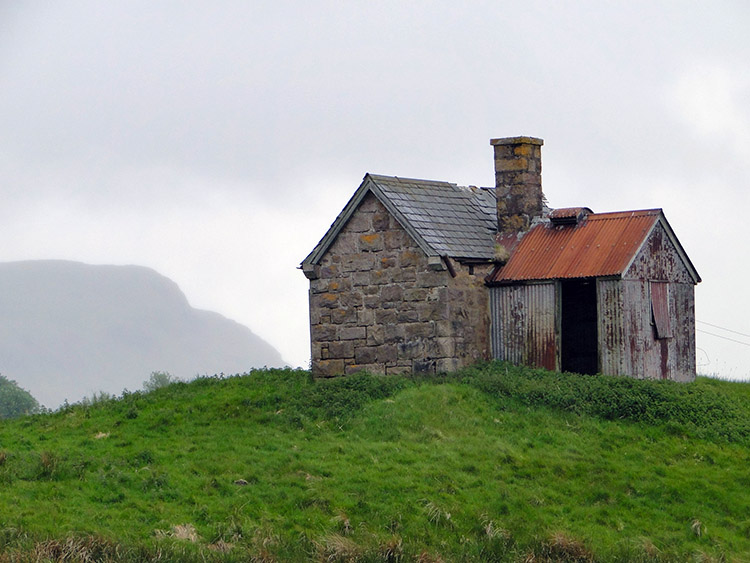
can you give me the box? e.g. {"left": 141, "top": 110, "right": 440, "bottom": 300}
{"left": 308, "top": 193, "right": 491, "bottom": 376}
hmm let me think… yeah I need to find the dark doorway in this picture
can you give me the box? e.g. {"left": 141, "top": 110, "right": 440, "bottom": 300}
{"left": 560, "top": 279, "right": 598, "bottom": 374}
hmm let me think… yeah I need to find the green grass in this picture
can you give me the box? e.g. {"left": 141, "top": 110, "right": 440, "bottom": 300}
{"left": 0, "top": 362, "right": 749, "bottom": 561}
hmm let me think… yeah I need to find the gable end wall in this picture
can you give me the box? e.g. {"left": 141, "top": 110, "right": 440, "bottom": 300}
{"left": 308, "top": 192, "right": 491, "bottom": 376}
{"left": 621, "top": 222, "right": 696, "bottom": 381}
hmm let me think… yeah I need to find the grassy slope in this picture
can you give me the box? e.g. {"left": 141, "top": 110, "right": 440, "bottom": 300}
{"left": 0, "top": 363, "right": 749, "bottom": 561}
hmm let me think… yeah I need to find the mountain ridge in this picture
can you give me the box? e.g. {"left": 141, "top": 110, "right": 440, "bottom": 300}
{"left": 0, "top": 260, "right": 285, "bottom": 406}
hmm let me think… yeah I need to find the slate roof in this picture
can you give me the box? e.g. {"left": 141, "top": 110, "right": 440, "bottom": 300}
{"left": 487, "top": 209, "right": 701, "bottom": 284}
{"left": 302, "top": 173, "right": 497, "bottom": 268}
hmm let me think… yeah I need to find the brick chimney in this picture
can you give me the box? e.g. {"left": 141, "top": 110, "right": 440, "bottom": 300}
{"left": 491, "top": 136, "right": 544, "bottom": 236}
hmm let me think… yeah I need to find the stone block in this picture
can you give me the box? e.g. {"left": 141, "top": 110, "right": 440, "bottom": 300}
{"left": 346, "top": 213, "right": 372, "bottom": 233}
{"left": 314, "top": 293, "right": 339, "bottom": 309}
{"left": 405, "top": 322, "right": 435, "bottom": 339}
{"left": 363, "top": 285, "right": 381, "bottom": 295}
{"left": 384, "top": 323, "right": 403, "bottom": 343}
{"left": 370, "top": 269, "right": 390, "bottom": 285}
{"left": 386, "top": 364, "right": 412, "bottom": 375}
{"left": 373, "top": 211, "right": 390, "bottom": 231}
{"left": 358, "top": 193, "right": 382, "bottom": 212}
{"left": 319, "top": 265, "right": 338, "bottom": 278}
{"left": 366, "top": 324, "right": 385, "bottom": 346}
{"left": 311, "top": 342, "right": 323, "bottom": 361}
{"left": 398, "top": 339, "right": 423, "bottom": 359}
{"left": 417, "top": 301, "right": 448, "bottom": 322}
{"left": 340, "top": 326, "right": 366, "bottom": 340}
{"left": 331, "top": 233, "right": 357, "bottom": 254}
{"left": 391, "top": 268, "right": 417, "bottom": 283}
{"left": 375, "top": 309, "right": 398, "bottom": 324}
{"left": 379, "top": 256, "right": 397, "bottom": 269}
{"left": 436, "top": 320, "right": 453, "bottom": 337}
{"left": 328, "top": 341, "right": 355, "bottom": 358}
{"left": 416, "top": 270, "right": 448, "bottom": 288}
{"left": 404, "top": 288, "right": 428, "bottom": 302}
{"left": 397, "top": 309, "right": 419, "bottom": 323}
{"left": 436, "top": 337, "right": 455, "bottom": 358}
{"left": 340, "top": 292, "right": 363, "bottom": 308}
{"left": 311, "top": 323, "right": 337, "bottom": 342}
{"left": 380, "top": 285, "right": 403, "bottom": 302}
{"left": 350, "top": 254, "right": 378, "bottom": 272}
{"left": 357, "top": 309, "right": 375, "bottom": 326}
{"left": 359, "top": 233, "right": 384, "bottom": 252}
{"left": 385, "top": 230, "right": 410, "bottom": 250}
{"left": 327, "top": 278, "right": 352, "bottom": 293}
{"left": 331, "top": 308, "right": 357, "bottom": 324}
{"left": 310, "top": 309, "right": 322, "bottom": 326}
{"left": 364, "top": 295, "right": 381, "bottom": 309}
{"left": 492, "top": 144, "right": 514, "bottom": 159}
{"left": 352, "top": 271, "right": 370, "bottom": 287}
{"left": 309, "top": 279, "right": 328, "bottom": 294}
{"left": 315, "top": 359, "right": 345, "bottom": 377}
{"left": 398, "top": 249, "right": 420, "bottom": 267}
{"left": 378, "top": 344, "right": 398, "bottom": 363}
{"left": 494, "top": 157, "right": 528, "bottom": 172}
{"left": 355, "top": 346, "right": 378, "bottom": 365}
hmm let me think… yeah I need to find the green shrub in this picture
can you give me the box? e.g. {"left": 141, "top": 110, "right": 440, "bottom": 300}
{"left": 0, "top": 375, "right": 39, "bottom": 419}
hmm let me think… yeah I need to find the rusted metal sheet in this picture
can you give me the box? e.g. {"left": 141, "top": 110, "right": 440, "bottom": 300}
{"left": 624, "top": 223, "right": 695, "bottom": 284}
{"left": 597, "top": 278, "right": 625, "bottom": 376}
{"left": 490, "top": 282, "right": 557, "bottom": 370}
{"left": 488, "top": 209, "right": 661, "bottom": 282}
{"left": 650, "top": 281, "right": 672, "bottom": 339}
{"left": 670, "top": 283, "right": 696, "bottom": 381}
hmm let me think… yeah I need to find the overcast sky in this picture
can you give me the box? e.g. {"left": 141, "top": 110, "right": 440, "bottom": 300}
{"left": 2, "top": 1, "right": 749, "bottom": 379}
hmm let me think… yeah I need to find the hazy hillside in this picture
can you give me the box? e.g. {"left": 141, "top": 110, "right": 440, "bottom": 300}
{"left": 0, "top": 260, "right": 285, "bottom": 407}
{"left": 0, "top": 364, "right": 748, "bottom": 561}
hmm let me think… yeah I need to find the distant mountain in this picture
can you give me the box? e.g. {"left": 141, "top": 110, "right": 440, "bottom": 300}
{"left": 0, "top": 260, "right": 285, "bottom": 407}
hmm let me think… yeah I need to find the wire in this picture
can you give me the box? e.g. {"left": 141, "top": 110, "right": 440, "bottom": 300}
{"left": 696, "top": 329, "right": 750, "bottom": 347}
{"left": 696, "top": 320, "right": 750, "bottom": 339}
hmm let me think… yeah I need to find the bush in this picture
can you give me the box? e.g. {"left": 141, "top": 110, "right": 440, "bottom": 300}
{"left": 0, "top": 375, "right": 39, "bottom": 419}
{"left": 460, "top": 361, "right": 750, "bottom": 444}
{"left": 142, "top": 371, "right": 178, "bottom": 392}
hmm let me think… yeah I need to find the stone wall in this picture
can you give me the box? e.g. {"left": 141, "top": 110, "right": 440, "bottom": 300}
{"left": 307, "top": 192, "right": 491, "bottom": 376}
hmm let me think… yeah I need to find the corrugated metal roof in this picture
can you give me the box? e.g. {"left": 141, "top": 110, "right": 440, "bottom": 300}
{"left": 488, "top": 209, "right": 663, "bottom": 282}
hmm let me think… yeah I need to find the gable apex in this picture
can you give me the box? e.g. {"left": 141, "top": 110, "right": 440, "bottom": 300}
{"left": 301, "top": 173, "right": 497, "bottom": 278}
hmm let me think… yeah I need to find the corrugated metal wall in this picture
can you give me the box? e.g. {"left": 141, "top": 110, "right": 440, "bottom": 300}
{"left": 597, "top": 278, "right": 625, "bottom": 376}
{"left": 490, "top": 282, "right": 557, "bottom": 370}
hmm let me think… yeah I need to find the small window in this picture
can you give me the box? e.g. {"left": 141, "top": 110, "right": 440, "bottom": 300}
{"left": 651, "top": 282, "right": 672, "bottom": 339}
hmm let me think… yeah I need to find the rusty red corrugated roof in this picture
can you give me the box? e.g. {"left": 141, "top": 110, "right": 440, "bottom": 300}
{"left": 488, "top": 209, "right": 662, "bottom": 282}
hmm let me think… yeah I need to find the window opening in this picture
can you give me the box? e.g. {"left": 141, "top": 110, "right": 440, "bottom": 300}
{"left": 651, "top": 282, "right": 672, "bottom": 339}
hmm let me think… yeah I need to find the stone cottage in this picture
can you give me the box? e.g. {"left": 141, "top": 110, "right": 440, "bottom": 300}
{"left": 301, "top": 136, "right": 701, "bottom": 380}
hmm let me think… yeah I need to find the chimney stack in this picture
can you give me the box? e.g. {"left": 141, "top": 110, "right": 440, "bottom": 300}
{"left": 491, "top": 136, "right": 544, "bottom": 236}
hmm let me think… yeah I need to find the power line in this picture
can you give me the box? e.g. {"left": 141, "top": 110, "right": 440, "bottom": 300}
{"left": 696, "top": 329, "right": 750, "bottom": 347}
{"left": 697, "top": 320, "right": 750, "bottom": 339}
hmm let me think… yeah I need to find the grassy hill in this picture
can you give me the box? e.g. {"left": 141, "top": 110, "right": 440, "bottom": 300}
{"left": 0, "top": 363, "right": 749, "bottom": 562}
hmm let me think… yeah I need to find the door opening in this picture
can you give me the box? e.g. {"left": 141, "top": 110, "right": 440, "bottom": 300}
{"left": 560, "top": 279, "right": 598, "bottom": 374}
